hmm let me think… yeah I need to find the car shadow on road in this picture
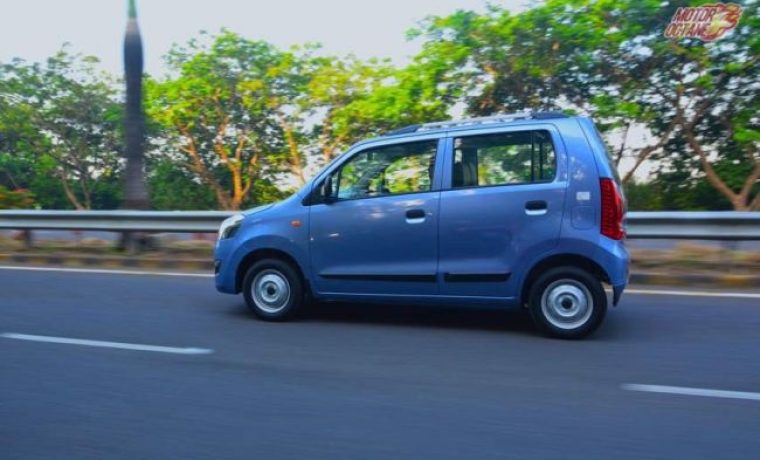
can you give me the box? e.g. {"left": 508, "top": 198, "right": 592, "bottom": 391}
{"left": 228, "top": 300, "right": 537, "bottom": 335}
{"left": 225, "top": 300, "right": 629, "bottom": 340}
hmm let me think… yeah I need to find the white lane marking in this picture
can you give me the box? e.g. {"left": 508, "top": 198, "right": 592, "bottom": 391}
{"left": 622, "top": 384, "right": 760, "bottom": 402}
{"left": 1, "top": 333, "right": 213, "bottom": 355}
{"left": 1, "top": 265, "right": 758, "bottom": 299}
{"left": 624, "top": 288, "right": 760, "bottom": 300}
{"left": 0, "top": 265, "right": 212, "bottom": 278}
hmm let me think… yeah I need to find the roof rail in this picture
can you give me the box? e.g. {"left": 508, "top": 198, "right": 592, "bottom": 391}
{"left": 384, "top": 124, "right": 421, "bottom": 136}
{"left": 384, "top": 111, "right": 568, "bottom": 136}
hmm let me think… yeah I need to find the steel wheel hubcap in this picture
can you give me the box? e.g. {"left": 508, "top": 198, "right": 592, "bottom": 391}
{"left": 252, "top": 269, "right": 291, "bottom": 313}
{"left": 540, "top": 279, "right": 593, "bottom": 330}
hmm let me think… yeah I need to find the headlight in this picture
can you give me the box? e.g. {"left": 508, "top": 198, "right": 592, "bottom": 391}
{"left": 218, "top": 214, "right": 244, "bottom": 240}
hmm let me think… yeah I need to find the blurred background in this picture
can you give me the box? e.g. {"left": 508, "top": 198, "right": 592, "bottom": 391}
{"left": 0, "top": 0, "right": 757, "bottom": 212}
{"left": 0, "top": 0, "right": 757, "bottom": 280}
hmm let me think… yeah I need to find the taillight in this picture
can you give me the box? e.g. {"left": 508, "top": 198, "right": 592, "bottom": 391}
{"left": 600, "top": 178, "right": 624, "bottom": 240}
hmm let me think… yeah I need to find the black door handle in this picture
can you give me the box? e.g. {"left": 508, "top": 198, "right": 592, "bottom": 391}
{"left": 406, "top": 209, "right": 426, "bottom": 219}
{"left": 525, "top": 200, "right": 547, "bottom": 211}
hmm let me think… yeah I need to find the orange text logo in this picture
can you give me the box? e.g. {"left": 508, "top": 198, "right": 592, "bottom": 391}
{"left": 664, "top": 3, "right": 743, "bottom": 41}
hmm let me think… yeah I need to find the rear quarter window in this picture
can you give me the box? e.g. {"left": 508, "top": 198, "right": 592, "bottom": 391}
{"left": 593, "top": 126, "right": 621, "bottom": 185}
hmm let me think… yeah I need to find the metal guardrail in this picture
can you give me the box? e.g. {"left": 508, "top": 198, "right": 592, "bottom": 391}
{"left": 0, "top": 210, "right": 758, "bottom": 240}
{"left": 0, "top": 210, "right": 234, "bottom": 233}
{"left": 625, "top": 211, "right": 760, "bottom": 241}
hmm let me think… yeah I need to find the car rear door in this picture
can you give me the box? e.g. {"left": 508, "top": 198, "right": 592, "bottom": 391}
{"left": 437, "top": 126, "right": 567, "bottom": 299}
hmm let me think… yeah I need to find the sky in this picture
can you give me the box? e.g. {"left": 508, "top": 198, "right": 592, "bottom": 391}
{"left": 0, "top": 0, "right": 530, "bottom": 76}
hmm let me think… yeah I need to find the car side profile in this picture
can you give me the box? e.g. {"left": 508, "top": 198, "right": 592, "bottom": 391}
{"left": 214, "top": 112, "right": 629, "bottom": 339}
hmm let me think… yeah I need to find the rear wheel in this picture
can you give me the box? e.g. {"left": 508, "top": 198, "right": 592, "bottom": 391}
{"left": 528, "top": 266, "right": 607, "bottom": 339}
{"left": 242, "top": 259, "right": 304, "bottom": 321}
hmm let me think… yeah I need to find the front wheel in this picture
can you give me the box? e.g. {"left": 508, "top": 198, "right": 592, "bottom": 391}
{"left": 242, "top": 259, "right": 304, "bottom": 321}
{"left": 528, "top": 267, "right": 607, "bottom": 339}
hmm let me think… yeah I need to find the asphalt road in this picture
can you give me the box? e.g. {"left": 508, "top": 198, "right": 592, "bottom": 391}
{"left": 1, "top": 267, "right": 759, "bottom": 459}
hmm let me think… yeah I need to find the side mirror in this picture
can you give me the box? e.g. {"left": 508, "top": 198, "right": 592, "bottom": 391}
{"left": 322, "top": 175, "right": 336, "bottom": 203}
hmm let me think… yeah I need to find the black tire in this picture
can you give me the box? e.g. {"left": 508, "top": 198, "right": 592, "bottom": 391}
{"left": 527, "top": 266, "right": 607, "bottom": 339}
{"left": 242, "top": 258, "right": 304, "bottom": 321}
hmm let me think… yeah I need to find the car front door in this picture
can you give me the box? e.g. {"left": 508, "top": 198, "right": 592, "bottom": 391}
{"left": 309, "top": 137, "right": 444, "bottom": 297}
{"left": 437, "top": 127, "right": 566, "bottom": 300}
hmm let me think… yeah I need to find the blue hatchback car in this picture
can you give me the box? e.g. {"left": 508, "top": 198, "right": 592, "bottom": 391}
{"left": 215, "top": 112, "right": 629, "bottom": 339}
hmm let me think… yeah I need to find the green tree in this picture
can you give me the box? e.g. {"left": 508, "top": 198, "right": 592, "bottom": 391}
{"left": 0, "top": 49, "right": 123, "bottom": 209}
{"left": 411, "top": 0, "right": 759, "bottom": 209}
{"left": 306, "top": 53, "right": 459, "bottom": 165}
{"left": 148, "top": 31, "right": 458, "bottom": 208}
{"left": 147, "top": 158, "right": 217, "bottom": 210}
{"left": 147, "top": 31, "right": 295, "bottom": 210}
{"left": 0, "top": 185, "right": 35, "bottom": 209}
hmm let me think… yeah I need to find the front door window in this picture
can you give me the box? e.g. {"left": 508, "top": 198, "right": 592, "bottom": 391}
{"left": 335, "top": 140, "right": 438, "bottom": 200}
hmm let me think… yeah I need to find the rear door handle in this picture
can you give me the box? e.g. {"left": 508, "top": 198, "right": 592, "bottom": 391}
{"left": 525, "top": 200, "right": 547, "bottom": 216}
{"left": 406, "top": 209, "right": 426, "bottom": 224}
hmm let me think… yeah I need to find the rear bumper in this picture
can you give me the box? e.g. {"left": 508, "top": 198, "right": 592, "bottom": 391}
{"left": 597, "top": 238, "right": 629, "bottom": 306}
{"left": 612, "top": 283, "right": 626, "bottom": 306}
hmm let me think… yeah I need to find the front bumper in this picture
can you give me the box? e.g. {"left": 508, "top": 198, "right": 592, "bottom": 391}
{"left": 214, "top": 239, "right": 239, "bottom": 294}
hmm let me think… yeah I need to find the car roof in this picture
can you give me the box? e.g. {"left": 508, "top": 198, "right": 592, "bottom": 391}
{"left": 301, "top": 112, "right": 589, "bottom": 191}
{"left": 352, "top": 112, "right": 582, "bottom": 148}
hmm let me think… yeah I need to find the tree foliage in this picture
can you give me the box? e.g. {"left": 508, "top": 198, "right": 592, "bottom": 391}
{"left": 411, "top": 0, "right": 758, "bottom": 209}
{"left": 0, "top": 49, "right": 122, "bottom": 209}
{"left": 0, "top": 185, "right": 35, "bottom": 209}
{"left": 146, "top": 32, "right": 289, "bottom": 210}
{"left": 0, "top": 1, "right": 757, "bottom": 211}
{"left": 146, "top": 31, "right": 458, "bottom": 209}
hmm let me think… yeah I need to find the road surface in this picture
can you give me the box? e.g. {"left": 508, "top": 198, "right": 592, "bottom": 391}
{"left": 1, "top": 266, "right": 759, "bottom": 459}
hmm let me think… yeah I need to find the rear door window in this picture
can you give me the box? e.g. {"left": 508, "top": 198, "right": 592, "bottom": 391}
{"left": 452, "top": 130, "right": 556, "bottom": 188}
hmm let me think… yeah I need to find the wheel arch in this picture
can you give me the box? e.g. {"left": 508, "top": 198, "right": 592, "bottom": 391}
{"left": 519, "top": 253, "right": 610, "bottom": 305}
{"left": 235, "top": 248, "right": 308, "bottom": 294}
